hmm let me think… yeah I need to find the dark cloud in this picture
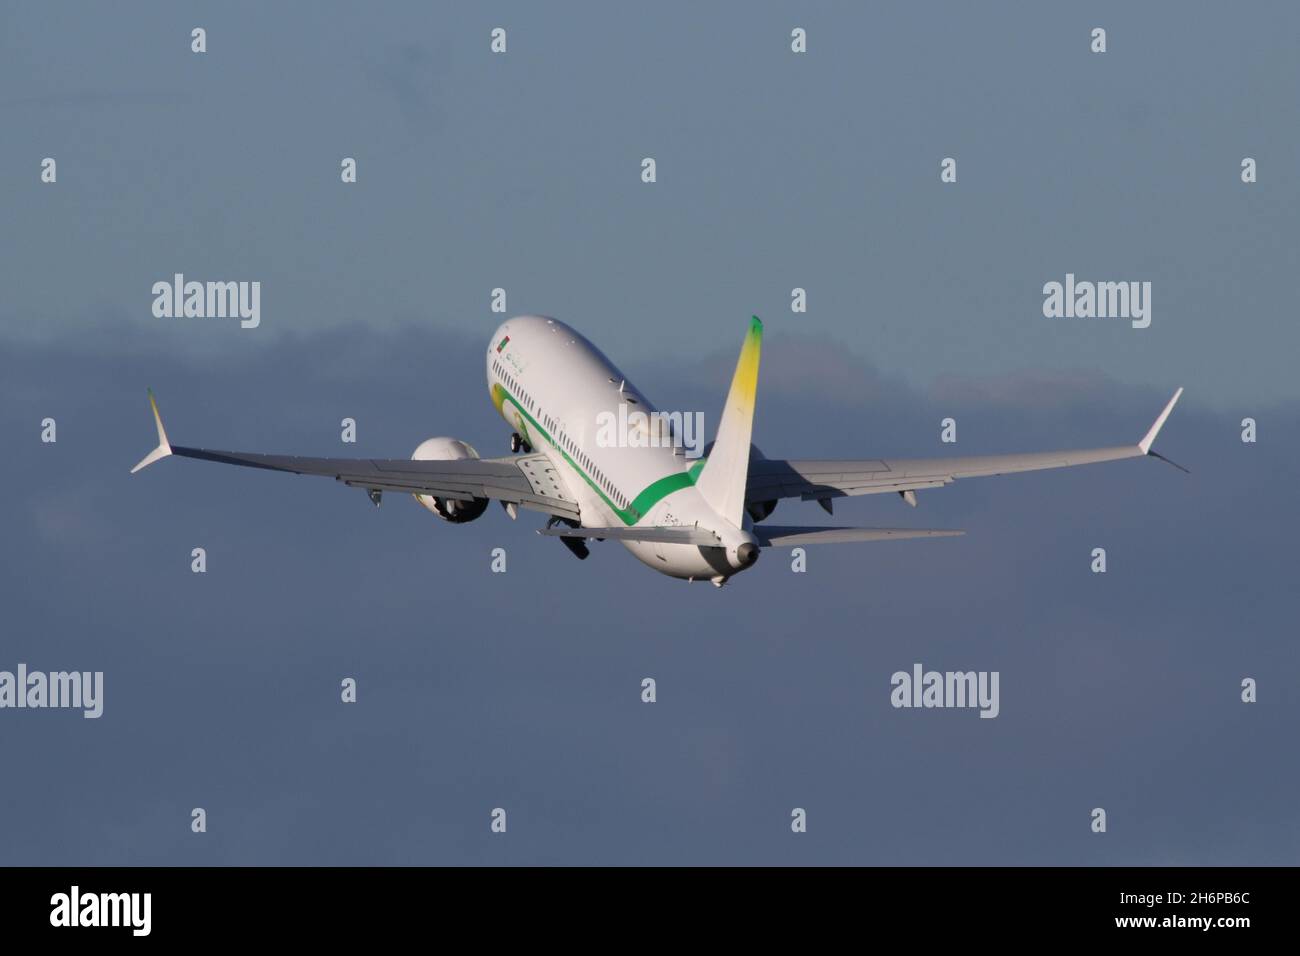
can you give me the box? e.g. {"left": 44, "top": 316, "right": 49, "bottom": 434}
{"left": 2, "top": 0, "right": 1295, "bottom": 866}
{"left": 1, "top": 324, "right": 1295, "bottom": 865}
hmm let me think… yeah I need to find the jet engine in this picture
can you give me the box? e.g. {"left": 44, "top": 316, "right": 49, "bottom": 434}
{"left": 411, "top": 437, "right": 489, "bottom": 523}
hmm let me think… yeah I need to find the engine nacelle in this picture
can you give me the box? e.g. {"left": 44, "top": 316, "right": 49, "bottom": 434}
{"left": 411, "top": 437, "right": 489, "bottom": 523}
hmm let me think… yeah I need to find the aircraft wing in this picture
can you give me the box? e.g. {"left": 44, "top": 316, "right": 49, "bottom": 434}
{"left": 130, "top": 391, "right": 580, "bottom": 522}
{"left": 747, "top": 389, "right": 1185, "bottom": 506}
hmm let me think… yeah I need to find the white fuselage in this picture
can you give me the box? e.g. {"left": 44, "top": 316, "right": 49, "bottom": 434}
{"left": 485, "top": 316, "right": 754, "bottom": 580}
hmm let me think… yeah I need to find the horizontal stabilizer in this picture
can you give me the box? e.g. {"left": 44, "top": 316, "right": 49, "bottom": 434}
{"left": 754, "top": 526, "right": 965, "bottom": 547}
{"left": 537, "top": 525, "right": 722, "bottom": 546}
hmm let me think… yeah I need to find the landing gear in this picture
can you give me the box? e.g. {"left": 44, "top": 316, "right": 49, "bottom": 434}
{"left": 559, "top": 536, "right": 589, "bottom": 561}
{"left": 547, "top": 516, "right": 589, "bottom": 560}
{"left": 510, "top": 432, "right": 532, "bottom": 454}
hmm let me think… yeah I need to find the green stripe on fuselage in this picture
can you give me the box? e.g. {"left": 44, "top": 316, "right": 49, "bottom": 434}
{"left": 494, "top": 384, "right": 705, "bottom": 526}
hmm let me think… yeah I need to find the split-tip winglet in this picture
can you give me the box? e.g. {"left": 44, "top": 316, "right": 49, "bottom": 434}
{"left": 1138, "top": 387, "right": 1183, "bottom": 455}
{"left": 130, "top": 388, "right": 173, "bottom": 474}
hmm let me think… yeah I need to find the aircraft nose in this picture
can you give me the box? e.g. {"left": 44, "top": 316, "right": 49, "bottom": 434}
{"left": 735, "top": 542, "right": 759, "bottom": 567}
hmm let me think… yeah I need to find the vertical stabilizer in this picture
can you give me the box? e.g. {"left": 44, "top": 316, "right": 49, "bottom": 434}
{"left": 694, "top": 316, "right": 763, "bottom": 527}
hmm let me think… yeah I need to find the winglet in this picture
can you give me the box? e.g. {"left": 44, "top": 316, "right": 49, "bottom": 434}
{"left": 130, "top": 388, "right": 173, "bottom": 473}
{"left": 1138, "top": 387, "right": 1183, "bottom": 455}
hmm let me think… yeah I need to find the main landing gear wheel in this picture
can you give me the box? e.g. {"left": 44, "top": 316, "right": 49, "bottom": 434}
{"left": 510, "top": 432, "right": 531, "bottom": 454}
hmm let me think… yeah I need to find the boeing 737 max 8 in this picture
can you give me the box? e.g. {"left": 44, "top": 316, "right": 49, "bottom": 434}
{"left": 132, "top": 316, "right": 1184, "bottom": 586}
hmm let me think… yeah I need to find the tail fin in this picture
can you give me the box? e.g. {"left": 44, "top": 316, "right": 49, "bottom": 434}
{"left": 695, "top": 316, "right": 763, "bottom": 527}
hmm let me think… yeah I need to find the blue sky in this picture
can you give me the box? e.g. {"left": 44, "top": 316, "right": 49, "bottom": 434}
{"left": 0, "top": 2, "right": 1296, "bottom": 864}
{"left": 3, "top": 2, "right": 1297, "bottom": 403}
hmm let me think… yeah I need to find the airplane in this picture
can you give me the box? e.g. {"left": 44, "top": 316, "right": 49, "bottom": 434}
{"left": 132, "top": 315, "right": 1185, "bottom": 587}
